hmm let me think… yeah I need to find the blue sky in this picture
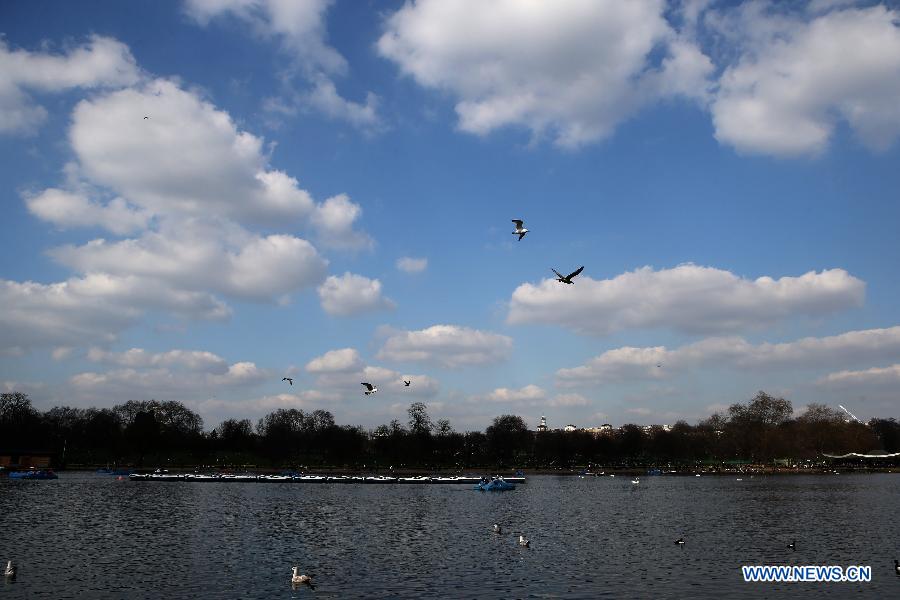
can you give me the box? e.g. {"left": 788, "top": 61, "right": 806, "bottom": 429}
{"left": 2, "top": 0, "right": 899, "bottom": 431}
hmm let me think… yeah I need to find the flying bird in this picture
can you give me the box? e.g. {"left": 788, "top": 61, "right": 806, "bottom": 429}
{"left": 361, "top": 382, "right": 377, "bottom": 395}
{"left": 552, "top": 265, "right": 584, "bottom": 284}
{"left": 404, "top": 380, "right": 411, "bottom": 387}
{"left": 291, "top": 567, "right": 315, "bottom": 589}
{"left": 143, "top": 116, "right": 149, "bottom": 119}
{"left": 511, "top": 219, "right": 529, "bottom": 241}
{"left": 282, "top": 377, "right": 293, "bottom": 386}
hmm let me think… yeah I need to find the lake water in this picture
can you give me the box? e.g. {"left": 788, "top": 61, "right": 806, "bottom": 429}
{"left": 1, "top": 473, "right": 898, "bottom": 598}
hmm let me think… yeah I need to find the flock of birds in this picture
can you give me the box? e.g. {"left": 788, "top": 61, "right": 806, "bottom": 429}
{"left": 278, "top": 218, "right": 585, "bottom": 394}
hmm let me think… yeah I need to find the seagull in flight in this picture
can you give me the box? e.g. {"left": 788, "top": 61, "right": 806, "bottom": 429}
{"left": 361, "top": 382, "right": 377, "bottom": 395}
{"left": 511, "top": 219, "right": 529, "bottom": 241}
{"left": 282, "top": 377, "right": 293, "bottom": 386}
{"left": 143, "top": 116, "right": 149, "bottom": 119}
{"left": 552, "top": 266, "right": 584, "bottom": 284}
{"left": 403, "top": 380, "right": 411, "bottom": 387}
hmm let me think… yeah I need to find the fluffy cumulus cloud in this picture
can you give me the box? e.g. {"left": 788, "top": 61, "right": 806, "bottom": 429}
{"left": 305, "top": 348, "right": 364, "bottom": 374}
{"left": 66, "top": 79, "right": 367, "bottom": 232}
{"left": 377, "top": 324, "right": 513, "bottom": 368}
{"left": 24, "top": 189, "right": 150, "bottom": 235}
{"left": 87, "top": 347, "right": 229, "bottom": 372}
{"left": 709, "top": 3, "right": 900, "bottom": 156}
{"left": 557, "top": 325, "right": 900, "bottom": 385}
{"left": 378, "top": 0, "right": 712, "bottom": 148}
{"left": 70, "top": 350, "right": 268, "bottom": 397}
{"left": 476, "top": 384, "right": 546, "bottom": 405}
{"left": 0, "top": 35, "right": 139, "bottom": 134}
{"left": 51, "top": 225, "right": 327, "bottom": 302}
{"left": 0, "top": 274, "right": 230, "bottom": 353}
{"left": 304, "top": 347, "right": 439, "bottom": 398}
{"left": 14, "top": 76, "right": 379, "bottom": 351}
{"left": 183, "top": 0, "right": 381, "bottom": 129}
{"left": 396, "top": 256, "right": 428, "bottom": 274}
{"left": 508, "top": 264, "right": 864, "bottom": 336}
{"left": 377, "top": 1, "right": 900, "bottom": 156}
{"left": 317, "top": 273, "right": 395, "bottom": 317}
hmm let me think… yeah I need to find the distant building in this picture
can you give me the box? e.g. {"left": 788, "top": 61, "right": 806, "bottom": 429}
{"left": 584, "top": 424, "right": 613, "bottom": 436}
{"left": 0, "top": 449, "right": 53, "bottom": 469}
{"left": 564, "top": 424, "right": 577, "bottom": 432}
{"left": 536, "top": 415, "right": 548, "bottom": 433}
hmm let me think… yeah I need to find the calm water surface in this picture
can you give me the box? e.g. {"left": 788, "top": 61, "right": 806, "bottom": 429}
{"left": 1, "top": 473, "right": 898, "bottom": 598}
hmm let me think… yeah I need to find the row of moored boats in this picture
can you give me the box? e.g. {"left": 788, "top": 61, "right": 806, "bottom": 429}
{"left": 129, "top": 472, "right": 526, "bottom": 484}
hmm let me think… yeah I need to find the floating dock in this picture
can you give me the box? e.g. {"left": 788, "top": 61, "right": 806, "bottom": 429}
{"left": 129, "top": 473, "right": 525, "bottom": 484}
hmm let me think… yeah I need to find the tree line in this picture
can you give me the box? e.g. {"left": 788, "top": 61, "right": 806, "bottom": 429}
{"left": 1, "top": 391, "right": 898, "bottom": 469}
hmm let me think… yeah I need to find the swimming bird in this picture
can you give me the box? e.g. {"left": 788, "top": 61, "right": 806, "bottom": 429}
{"left": 361, "top": 382, "right": 377, "bottom": 395}
{"left": 282, "top": 377, "right": 293, "bottom": 385}
{"left": 788, "top": 540, "right": 795, "bottom": 551}
{"left": 511, "top": 219, "right": 528, "bottom": 241}
{"left": 894, "top": 559, "right": 899, "bottom": 575}
{"left": 552, "top": 266, "right": 584, "bottom": 284}
{"left": 4, "top": 561, "right": 15, "bottom": 578}
{"left": 404, "top": 380, "right": 411, "bottom": 387}
{"left": 493, "top": 523, "right": 502, "bottom": 534}
{"left": 518, "top": 535, "right": 530, "bottom": 548}
{"left": 631, "top": 478, "right": 640, "bottom": 484}
{"left": 291, "top": 567, "right": 315, "bottom": 589}
{"left": 675, "top": 537, "right": 685, "bottom": 545}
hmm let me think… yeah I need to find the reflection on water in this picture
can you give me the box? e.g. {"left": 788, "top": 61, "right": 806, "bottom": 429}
{"left": 1, "top": 474, "right": 898, "bottom": 598}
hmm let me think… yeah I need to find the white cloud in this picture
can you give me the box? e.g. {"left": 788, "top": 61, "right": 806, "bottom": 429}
{"left": 305, "top": 75, "right": 381, "bottom": 130}
{"left": 87, "top": 347, "right": 229, "bottom": 373}
{"left": 183, "top": 0, "right": 345, "bottom": 75}
{"left": 305, "top": 348, "right": 440, "bottom": 399}
{"left": 475, "top": 384, "right": 546, "bottom": 405}
{"left": 548, "top": 393, "right": 590, "bottom": 408}
{"left": 377, "top": 324, "right": 513, "bottom": 368}
{"left": 13, "top": 77, "right": 382, "bottom": 352}
{"left": 24, "top": 188, "right": 150, "bottom": 235}
{"left": 317, "top": 272, "right": 394, "bottom": 317}
{"left": 67, "top": 79, "right": 364, "bottom": 229}
{"left": 50, "top": 226, "right": 328, "bottom": 303}
{"left": 819, "top": 364, "right": 900, "bottom": 387}
{"left": 70, "top": 360, "right": 268, "bottom": 396}
{"left": 305, "top": 348, "right": 364, "bottom": 374}
{"left": 0, "top": 274, "right": 229, "bottom": 352}
{"left": 311, "top": 194, "right": 374, "bottom": 251}
{"left": 508, "top": 264, "right": 864, "bottom": 336}
{"left": 396, "top": 257, "right": 427, "bottom": 274}
{"left": 0, "top": 35, "right": 139, "bottom": 134}
{"left": 183, "top": 0, "right": 381, "bottom": 130}
{"left": 378, "top": 0, "right": 712, "bottom": 148}
{"left": 557, "top": 325, "right": 900, "bottom": 385}
{"left": 710, "top": 3, "right": 900, "bottom": 156}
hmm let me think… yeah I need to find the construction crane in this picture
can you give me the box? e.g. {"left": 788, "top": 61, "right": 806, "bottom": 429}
{"left": 838, "top": 404, "right": 861, "bottom": 424}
